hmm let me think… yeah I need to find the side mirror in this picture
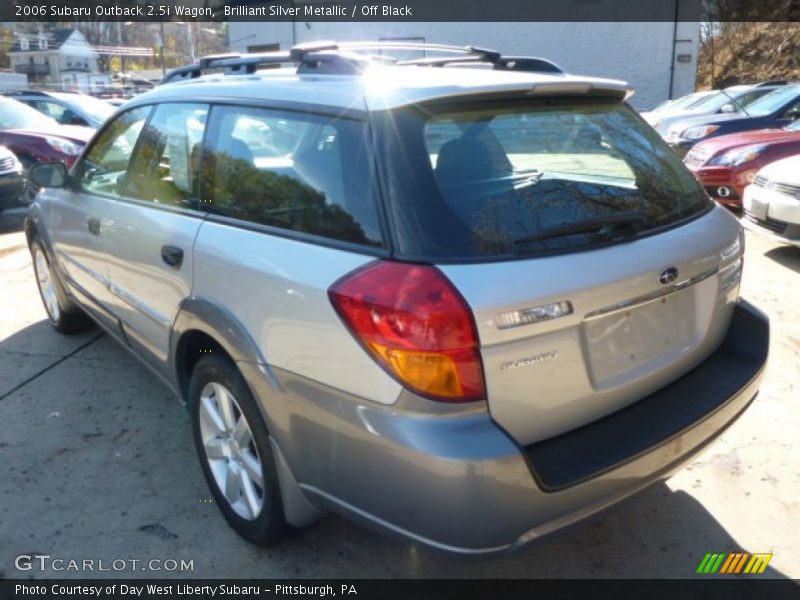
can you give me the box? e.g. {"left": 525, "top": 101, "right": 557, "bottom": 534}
{"left": 720, "top": 103, "right": 736, "bottom": 114}
{"left": 788, "top": 108, "right": 800, "bottom": 121}
{"left": 29, "top": 162, "right": 69, "bottom": 189}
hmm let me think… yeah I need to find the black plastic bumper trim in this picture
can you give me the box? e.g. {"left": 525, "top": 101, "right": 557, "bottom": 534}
{"left": 524, "top": 300, "right": 769, "bottom": 491}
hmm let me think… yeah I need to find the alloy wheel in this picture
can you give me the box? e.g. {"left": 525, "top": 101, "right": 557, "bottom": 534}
{"left": 33, "top": 246, "right": 60, "bottom": 323}
{"left": 198, "top": 382, "right": 265, "bottom": 520}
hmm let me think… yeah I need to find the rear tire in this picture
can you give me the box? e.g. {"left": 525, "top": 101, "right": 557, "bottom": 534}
{"left": 188, "top": 353, "right": 289, "bottom": 546}
{"left": 30, "top": 234, "right": 92, "bottom": 334}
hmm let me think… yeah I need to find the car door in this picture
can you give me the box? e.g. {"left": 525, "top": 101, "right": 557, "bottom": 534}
{"left": 48, "top": 106, "right": 151, "bottom": 322}
{"left": 102, "top": 103, "right": 209, "bottom": 372}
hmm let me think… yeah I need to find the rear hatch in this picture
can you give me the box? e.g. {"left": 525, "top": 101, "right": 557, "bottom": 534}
{"left": 375, "top": 94, "right": 744, "bottom": 445}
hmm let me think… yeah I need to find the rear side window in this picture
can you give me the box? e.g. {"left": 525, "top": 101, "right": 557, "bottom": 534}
{"left": 31, "top": 100, "right": 67, "bottom": 122}
{"left": 201, "top": 106, "right": 383, "bottom": 248}
{"left": 125, "top": 103, "right": 209, "bottom": 208}
{"left": 376, "top": 98, "right": 711, "bottom": 261}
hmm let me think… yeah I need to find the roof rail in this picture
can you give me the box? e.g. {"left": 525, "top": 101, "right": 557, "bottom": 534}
{"left": 159, "top": 44, "right": 378, "bottom": 85}
{"left": 158, "top": 40, "right": 564, "bottom": 85}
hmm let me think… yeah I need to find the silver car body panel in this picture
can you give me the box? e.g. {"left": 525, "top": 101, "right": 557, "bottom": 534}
{"left": 103, "top": 201, "right": 203, "bottom": 364}
{"left": 238, "top": 323, "right": 764, "bottom": 555}
{"left": 192, "top": 220, "right": 403, "bottom": 405}
{"left": 38, "top": 187, "right": 116, "bottom": 312}
{"left": 439, "top": 206, "right": 743, "bottom": 445}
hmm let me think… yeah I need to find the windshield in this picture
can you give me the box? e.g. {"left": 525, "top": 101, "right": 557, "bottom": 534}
{"left": 667, "top": 92, "right": 713, "bottom": 111}
{"left": 53, "top": 94, "right": 115, "bottom": 121}
{"left": 376, "top": 98, "right": 710, "bottom": 261}
{"left": 683, "top": 91, "right": 725, "bottom": 111}
{"left": 0, "top": 98, "right": 58, "bottom": 129}
{"left": 744, "top": 86, "right": 800, "bottom": 117}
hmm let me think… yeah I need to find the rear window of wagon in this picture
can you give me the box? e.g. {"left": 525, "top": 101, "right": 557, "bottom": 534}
{"left": 374, "top": 97, "right": 711, "bottom": 262}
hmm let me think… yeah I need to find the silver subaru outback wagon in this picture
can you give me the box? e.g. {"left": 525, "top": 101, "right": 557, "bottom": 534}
{"left": 25, "top": 43, "right": 769, "bottom": 556}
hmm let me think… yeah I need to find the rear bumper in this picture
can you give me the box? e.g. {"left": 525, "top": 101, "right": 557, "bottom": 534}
{"left": 254, "top": 300, "right": 768, "bottom": 557}
{"left": 741, "top": 214, "right": 800, "bottom": 246}
{"left": 742, "top": 184, "right": 800, "bottom": 245}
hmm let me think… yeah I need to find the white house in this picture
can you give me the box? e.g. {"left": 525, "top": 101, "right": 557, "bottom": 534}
{"left": 8, "top": 29, "right": 106, "bottom": 92}
{"left": 228, "top": 19, "right": 700, "bottom": 110}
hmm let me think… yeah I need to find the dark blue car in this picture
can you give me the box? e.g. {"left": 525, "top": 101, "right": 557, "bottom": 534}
{"left": 664, "top": 84, "right": 800, "bottom": 157}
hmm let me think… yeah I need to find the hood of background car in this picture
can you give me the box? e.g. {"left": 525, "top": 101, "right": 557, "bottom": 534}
{"left": 3, "top": 125, "right": 93, "bottom": 145}
{"left": 692, "top": 128, "right": 800, "bottom": 155}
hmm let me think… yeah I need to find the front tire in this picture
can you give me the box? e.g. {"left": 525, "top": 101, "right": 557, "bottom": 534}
{"left": 30, "top": 234, "right": 92, "bottom": 334}
{"left": 188, "top": 353, "right": 288, "bottom": 546}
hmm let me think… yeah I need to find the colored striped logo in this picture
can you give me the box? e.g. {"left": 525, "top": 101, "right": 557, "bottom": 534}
{"left": 696, "top": 552, "right": 773, "bottom": 574}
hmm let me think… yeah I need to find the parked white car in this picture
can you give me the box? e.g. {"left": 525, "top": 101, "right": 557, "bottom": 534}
{"left": 743, "top": 155, "right": 800, "bottom": 246}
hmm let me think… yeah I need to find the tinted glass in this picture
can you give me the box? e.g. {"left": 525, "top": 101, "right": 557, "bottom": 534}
{"left": 678, "top": 91, "right": 717, "bottom": 110}
{"left": 80, "top": 106, "right": 150, "bottom": 197}
{"left": 202, "top": 106, "right": 382, "bottom": 247}
{"left": 733, "top": 89, "right": 771, "bottom": 110}
{"left": 684, "top": 91, "right": 723, "bottom": 110}
{"left": 691, "top": 89, "right": 766, "bottom": 113}
{"left": 377, "top": 98, "right": 710, "bottom": 261}
{"left": 125, "top": 103, "right": 208, "bottom": 208}
{"left": 31, "top": 100, "right": 67, "bottom": 121}
{"left": 745, "top": 85, "right": 800, "bottom": 116}
{"left": 780, "top": 98, "right": 800, "bottom": 118}
{"left": 52, "top": 94, "right": 115, "bottom": 121}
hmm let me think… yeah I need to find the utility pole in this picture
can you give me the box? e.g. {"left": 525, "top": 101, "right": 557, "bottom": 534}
{"left": 115, "top": 21, "right": 125, "bottom": 75}
{"left": 159, "top": 19, "right": 165, "bottom": 76}
{"left": 177, "top": 22, "right": 196, "bottom": 64}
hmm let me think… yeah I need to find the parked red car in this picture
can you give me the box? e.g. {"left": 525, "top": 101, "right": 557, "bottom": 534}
{"left": 683, "top": 120, "right": 800, "bottom": 208}
{"left": 0, "top": 97, "right": 93, "bottom": 173}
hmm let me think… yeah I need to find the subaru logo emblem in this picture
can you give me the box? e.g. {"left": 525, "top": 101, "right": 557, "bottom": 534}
{"left": 658, "top": 267, "right": 679, "bottom": 285}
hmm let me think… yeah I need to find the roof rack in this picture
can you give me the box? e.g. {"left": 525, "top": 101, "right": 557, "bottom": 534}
{"left": 158, "top": 40, "right": 565, "bottom": 86}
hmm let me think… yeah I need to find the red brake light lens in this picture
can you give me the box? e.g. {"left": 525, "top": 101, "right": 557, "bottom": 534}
{"left": 328, "top": 261, "right": 486, "bottom": 402}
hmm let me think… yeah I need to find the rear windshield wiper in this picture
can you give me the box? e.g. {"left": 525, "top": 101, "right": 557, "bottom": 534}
{"left": 512, "top": 210, "right": 644, "bottom": 245}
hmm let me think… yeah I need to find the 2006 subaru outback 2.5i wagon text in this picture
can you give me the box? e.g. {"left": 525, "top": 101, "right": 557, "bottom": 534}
{"left": 25, "top": 42, "right": 769, "bottom": 557}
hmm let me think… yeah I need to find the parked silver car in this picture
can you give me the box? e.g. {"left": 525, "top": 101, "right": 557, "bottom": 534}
{"left": 25, "top": 42, "right": 769, "bottom": 556}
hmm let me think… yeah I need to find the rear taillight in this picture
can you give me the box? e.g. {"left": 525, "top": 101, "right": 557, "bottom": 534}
{"left": 328, "top": 261, "right": 485, "bottom": 402}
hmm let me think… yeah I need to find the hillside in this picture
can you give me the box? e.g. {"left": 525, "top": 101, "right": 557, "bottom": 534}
{"left": 697, "top": 23, "right": 800, "bottom": 89}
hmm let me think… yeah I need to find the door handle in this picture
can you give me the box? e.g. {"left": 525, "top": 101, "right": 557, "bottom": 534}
{"left": 160, "top": 245, "right": 184, "bottom": 268}
{"left": 87, "top": 217, "right": 101, "bottom": 236}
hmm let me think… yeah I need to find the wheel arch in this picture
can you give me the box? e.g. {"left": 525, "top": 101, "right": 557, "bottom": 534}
{"left": 170, "top": 297, "right": 276, "bottom": 403}
{"left": 171, "top": 298, "right": 322, "bottom": 526}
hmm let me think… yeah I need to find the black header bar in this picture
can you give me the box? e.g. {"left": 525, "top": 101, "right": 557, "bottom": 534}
{"left": 3, "top": 0, "right": 799, "bottom": 23}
